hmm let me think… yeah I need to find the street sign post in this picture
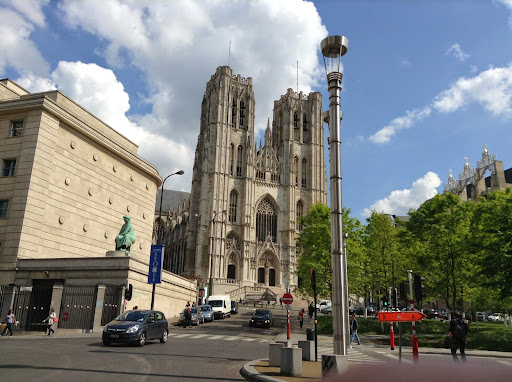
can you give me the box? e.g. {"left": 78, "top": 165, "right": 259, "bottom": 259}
{"left": 149, "top": 245, "right": 164, "bottom": 310}
{"left": 282, "top": 293, "right": 293, "bottom": 339}
{"left": 378, "top": 311, "right": 426, "bottom": 322}
{"left": 282, "top": 293, "right": 293, "bottom": 305}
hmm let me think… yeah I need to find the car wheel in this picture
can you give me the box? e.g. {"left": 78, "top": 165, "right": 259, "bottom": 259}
{"left": 137, "top": 332, "right": 146, "bottom": 347}
{"left": 160, "top": 330, "right": 168, "bottom": 343}
{"left": 103, "top": 339, "right": 111, "bottom": 346}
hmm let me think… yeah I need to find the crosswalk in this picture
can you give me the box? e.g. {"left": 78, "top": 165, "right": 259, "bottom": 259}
{"left": 168, "top": 332, "right": 269, "bottom": 343}
{"left": 316, "top": 343, "right": 385, "bottom": 365}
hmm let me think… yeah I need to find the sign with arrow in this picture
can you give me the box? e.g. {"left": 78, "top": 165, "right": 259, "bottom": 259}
{"left": 148, "top": 245, "right": 164, "bottom": 284}
{"left": 378, "top": 311, "right": 426, "bottom": 322}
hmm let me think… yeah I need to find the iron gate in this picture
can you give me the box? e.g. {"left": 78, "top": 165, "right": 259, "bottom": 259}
{"left": 12, "top": 285, "right": 53, "bottom": 332}
{"left": 59, "top": 286, "right": 96, "bottom": 330}
{"left": 101, "top": 285, "right": 123, "bottom": 325}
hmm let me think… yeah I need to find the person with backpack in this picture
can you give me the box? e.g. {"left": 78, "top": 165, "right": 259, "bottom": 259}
{"left": 349, "top": 313, "right": 361, "bottom": 348}
{"left": 448, "top": 310, "right": 469, "bottom": 361}
{"left": 184, "top": 307, "right": 192, "bottom": 328}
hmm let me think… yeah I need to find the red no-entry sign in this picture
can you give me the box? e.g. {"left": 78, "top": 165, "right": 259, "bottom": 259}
{"left": 282, "top": 293, "right": 293, "bottom": 305}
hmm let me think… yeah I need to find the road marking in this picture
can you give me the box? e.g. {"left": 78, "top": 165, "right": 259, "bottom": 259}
{"left": 225, "top": 336, "right": 239, "bottom": 341}
{"left": 172, "top": 334, "right": 193, "bottom": 338}
{"left": 189, "top": 334, "right": 209, "bottom": 338}
{"left": 497, "top": 360, "right": 512, "bottom": 367}
{"left": 384, "top": 353, "right": 413, "bottom": 363}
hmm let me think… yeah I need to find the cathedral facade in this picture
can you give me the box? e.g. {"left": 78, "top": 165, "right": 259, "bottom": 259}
{"left": 158, "top": 66, "right": 327, "bottom": 296}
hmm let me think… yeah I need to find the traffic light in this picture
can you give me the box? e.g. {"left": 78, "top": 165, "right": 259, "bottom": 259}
{"left": 414, "top": 274, "right": 426, "bottom": 301}
{"left": 382, "top": 295, "right": 389, "bottom": 308}
{"left": 125, "top": 283, "right": 133, "bottom": 301}
{"left": 399, "top": 281, "right": 408, "bottom": 302}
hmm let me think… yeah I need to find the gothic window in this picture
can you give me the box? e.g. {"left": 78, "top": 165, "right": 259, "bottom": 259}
{"left": 236, "top": 145, "right": 243, "bottom": 177}
{"left": 231, "top": 98, "right": 236, "bottom": 128}
{"left": 226, "top": 232, "right": 241, "bottom": 252}
{"left": 301, "top": 158, "right": 307, "bottom": 188}
{"left": 302, "top": 114, "right": 307, "bottom": 131}
{"left": 227, "top": 264, "right": 236, "bottom": 279}
{"left": 256, "top": 197, "right": 277, "bottom": 242}
{"left": 269, "top": 269, "right": 276, "bottom": 286}
{"left": 258, "top": 268, "right": 265, "bottom": 284}
{"left": 294, "top": 157, "right": 299, "bottom": 187}
{"left": 293, "top": 111, "right": 299, "bottom": 129}
{"left": 229, "top": 189, "right": 238, "bottom": 223}
{"left": 296, "top": 200, "right": 304, "bottom": 231}
{"left": 240, "top": 100, "right": 245, "bottom": 128}
{"left": 230, "top": 143, "right": 235, "bottom": 176}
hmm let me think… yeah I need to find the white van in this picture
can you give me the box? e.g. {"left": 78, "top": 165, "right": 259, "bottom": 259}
{"left": 207, "top": 294, "right": 231, "bottom": 319}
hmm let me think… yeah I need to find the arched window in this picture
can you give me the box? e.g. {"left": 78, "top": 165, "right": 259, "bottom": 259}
{"left": 294, "top": 157, "right": 299, "bottom": 187}
{"left": 236, "top": 145, "right": 243, "bottom": 177}
{"left": 256, "top": 197, "right": 277, "bottom": 242}
{"left": 296, "top": 200, "right": 304, "bottom": 231}
{"left": 302, "top": 114, "right": 307, "bottom": 131}
{"left": 293, "top": 111, "right": 299, "bottom": 128}
{"left": 229, "top": 189, "right": 238, "bottom": 223}
{"left": 240, "top": 100, "right": 245, "bottom": 128}
{"left": 301, "top": 158, "right": 307, "bottom": 188}
{"left": 230, "top": 143, "right": 235, "bottom": 176}
{"left": 231, "top": 98, "right": 236, "bottom": 128}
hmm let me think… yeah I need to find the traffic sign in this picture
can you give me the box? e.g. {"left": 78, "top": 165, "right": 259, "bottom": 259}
{"left": 282, "top": 293, "right": 293, "bottom": 305}
{"left": 378, "top": 311, "right": 426, "bottom": 322}
{"left": 148, "top": 245, "right": 164, "bottom": 284}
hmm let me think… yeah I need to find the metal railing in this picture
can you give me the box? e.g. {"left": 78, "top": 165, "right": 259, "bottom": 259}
{"left": 101, "top": 286, "right": 123, "bottom": 325}
{"left": 59, "top": 286, "right": 97, "bottom": 330}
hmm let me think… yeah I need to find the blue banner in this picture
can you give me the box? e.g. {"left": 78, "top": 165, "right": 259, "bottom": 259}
{"left": 148, "top": 245, "right": 164, "bottom": 284}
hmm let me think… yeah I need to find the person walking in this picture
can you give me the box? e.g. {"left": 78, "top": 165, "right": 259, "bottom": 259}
{"left": 448, "top": 310, "right": 469, "bottom": 361}
{"left": 349, "top": 314, "right": 360, "bottom": 348}
{"left": 279, "top": 297, "right": 283, "bottom": 309}
{"left": 184, "top": 307, "right": 192, "bottom": 328}
{"left": 308, "top": 303, "right": 314, "bottom": 319}
{"left": 1, "top": 309, "right": 16, "bottom": 336}
{"left": 43, "top": 308, "right": 57, "bottom": 335}
{"left": 298, "top": 309, "right": 304, "bottom": 329}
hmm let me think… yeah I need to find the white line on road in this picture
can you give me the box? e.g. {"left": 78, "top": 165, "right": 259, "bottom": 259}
{"left": 384, "top": 353, "right": 413, "bottom": 364}
{"left": 189, "top": 334, "right": 209, "bottom": 338}
{"left": 173, "top": 334, "right": 194, "bottom": 338}
{"left": 497, "top": 360, "right": 512, "bottom": 367}
{"left": 225, "top": 336, "right": 239, "bottom": 341}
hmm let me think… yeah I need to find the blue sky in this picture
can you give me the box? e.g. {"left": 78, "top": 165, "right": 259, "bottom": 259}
{"left": 1, "top": 0, "right": 512, "bottom": 220}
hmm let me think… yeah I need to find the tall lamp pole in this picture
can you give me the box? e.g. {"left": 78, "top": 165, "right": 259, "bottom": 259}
{"left": 321, "top": 35, "right": 349, "bottom": 356}
{"left": 208, "top": 210, "right": 226, "bottom": 298}
{"left": 152, "top": 169, "right": 184, "bottom": 309}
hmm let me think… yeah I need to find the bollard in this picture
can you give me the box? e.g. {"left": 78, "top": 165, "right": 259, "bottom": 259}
{"left": 298, "top": 340, "right": 314, "bottom": 361}
{"left": 276, "top": 339, "right": 292, "bottom": 348}
{"left": 322, "top": 354, "right": 348, "bottom": 379}
{"left": 269, "top": 343, "right": 284, "bottom": 367}
{"left": 281, "top": 347, "right": 302, "bottom": 377}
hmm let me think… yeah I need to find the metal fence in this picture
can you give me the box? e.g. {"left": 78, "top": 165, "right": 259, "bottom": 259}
{"left": 58, "top": 286, "right": 97, "bottom": 330}
{"left": 101, "top": 285, "right": 123, "bottom": 325}
{"left": 12, "top": 285, "right": 53, "bottom": 332}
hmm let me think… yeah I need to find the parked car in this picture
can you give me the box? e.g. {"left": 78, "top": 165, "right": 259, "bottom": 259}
{"left": 198, "top": 305, "right": 215, "bottom": 322}
{"left": 249, "top": 309, "right": 274, "bottom": 328}
{"left": 320, "top": 305, "right": 332, "bottom": 314}
{"left": 231, "top": 301, "right": 238, "bottom": 314}
{"left": 102, "top": 310, "right": 168, "bottom": 347}
{"left": 476, "top": 311, "right": 489, "bottom": 321}
{"left": 177, "top": 307, "right": 204, "bottom": 326}
{"left": 488, "top": 313, "right": 504, "bottom": 322}
{"left": 316, "top": 300, "right": 331, "bottom": 311}
{"left": 437, "top": 309, "right": 449, "bottom": 321}
{"left": 424, "top": 309, "right": 440, "bottom": 319}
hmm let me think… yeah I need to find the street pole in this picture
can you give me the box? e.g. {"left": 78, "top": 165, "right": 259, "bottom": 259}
{"left": 208, "top": 210, "right": 226, "bottom": 298}
{"left": 321, "top": 35, "right": 349, "bottom": 356}
{"left": 389, "top": 287, "right": 395, "bottom": 350}
{"left": 408, "top": 269, "right": 419, "bottom": 360}
{"left": 153, "top": 170, "right": 184, "bottom": 309}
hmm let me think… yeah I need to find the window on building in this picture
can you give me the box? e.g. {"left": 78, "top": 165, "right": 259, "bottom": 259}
{"left": 293, "top": 111, "right": 299, "bottom": 129}
{"left": 296, "top": 200, "right": 304, "bottom": 231}
{"left": 9, "top": 121, "right": 23, "bottom": 137}
{"left": 236, "top": 145, "right": 243, "bottom": 177}
{"left": 302, "top": 114, "right": 307, "bottom": 131}
{"left": 240, "top": 100, "right": 245, "bottom": 128}
{"left": 301, "top": 158, "right": 307, "bottom": 188}
{"left": 232, "top": 98, "right": 237, "bottom": 128}
{"left": 0, "top": 200, "right": 8, "bottom": 218}
{"left": 230, "top": 143, "right": 235, "bottom": 176}
{"left": 256, "top": 197, "right": 277, "bottom": 242}
{"left": 229, "top": 189, "right": 238, "bottom": 223}
{"left": 1, "top": 159, "right": 16, "bottom": 177}
{"left": 294, "top": 157, "right": 299, "bottom": 187}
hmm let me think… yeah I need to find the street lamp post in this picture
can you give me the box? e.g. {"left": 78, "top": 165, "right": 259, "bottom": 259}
{"left": 208, "top": 210, "right": 226, "bottom": 298}
{"left": 321, "top": 35, "right": 349, "bottom": 356}
{"left": 152, "top": 170, "right": 184, "bottom": 309}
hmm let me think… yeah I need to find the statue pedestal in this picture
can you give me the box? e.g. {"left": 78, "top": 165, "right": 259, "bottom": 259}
{"left": 106, "top": 250, "right": 138, "bottom": 259}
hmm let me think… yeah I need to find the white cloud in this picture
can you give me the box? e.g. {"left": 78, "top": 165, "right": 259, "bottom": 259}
{"left": 400, "top": 58, "right": 412, "bottom": 68}
{"left": 496, "top": 0, "right": 512, "bottom": 27}
{"left": 371, "top": 64, "right": 512, "bottom": 143}
{"left": 446, "top": 44, "right": 469, "bottom": 62}
{"left": 0, "top": 0, "right": 49, "bottom": 28}
{"left": 362, "top": 172, "right": 442, "bottom": 217}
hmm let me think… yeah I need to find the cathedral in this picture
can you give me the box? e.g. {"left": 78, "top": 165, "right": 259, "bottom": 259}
{"left": 155, "top": 65, "right": 327, "bottom": 298}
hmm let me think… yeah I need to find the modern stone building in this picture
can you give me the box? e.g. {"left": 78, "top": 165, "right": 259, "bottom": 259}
{"left": 157, "top": 66, "right": 328, "bottom": 298}
{"left": 443, "top": 145, "right": 512, "bottom": 201}
{"left": 0, "top": 79, "right": 196, "bottom": 331}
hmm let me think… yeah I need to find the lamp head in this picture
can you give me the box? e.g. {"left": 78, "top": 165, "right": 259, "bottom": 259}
{"left": 175, "top": 170, "right": 185, "bottom": 175}
{"left": 320, "top": 35, "right": 349, "bottom": 76}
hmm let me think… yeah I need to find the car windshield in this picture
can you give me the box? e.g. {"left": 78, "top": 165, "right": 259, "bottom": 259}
{"left": 254, "top": 310, "right": 270, "bottom": 317}
{"left": 183, "top": 308, "right": 198, "bottom": 314}
{"left": 209, "top": 300, "right": 223, "bottom": 307}
{"left": 115, "top": 311, "right": 147, "bottom": 322}
{"left": 200, "top": 306, "right": 211, "bottom": 312}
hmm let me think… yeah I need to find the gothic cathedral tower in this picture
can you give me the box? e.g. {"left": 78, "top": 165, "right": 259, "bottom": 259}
{"left": 185, "top": 66, "right": 327, "bottom": 296}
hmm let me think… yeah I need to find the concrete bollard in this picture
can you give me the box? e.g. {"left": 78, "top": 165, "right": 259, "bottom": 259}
{"left": 276, "top": 339, "right": 292, "bottom": 348}
{"left": 298, "top": 340, "right": 315, "bottom": 361}
{"left": 269, "top": 343, "right": 284, "bottom": 367}
{"left": 322, "top": 354, "right": 348, "bottom": 379}
{"left": 281, "top": 347, "right": 302, "bottom": 377}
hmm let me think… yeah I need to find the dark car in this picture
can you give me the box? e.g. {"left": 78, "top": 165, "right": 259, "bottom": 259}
{"left": 231, "top": 301, "right": 238, "bottom": 314}
{"left": 249, "top": 309, "right": 274, "bottom": 328}
{"left": 102, "top": 310, "right": 168, "bottom": 347}
{"left": 425, "top": 309, "right": 440, "bottom": 319}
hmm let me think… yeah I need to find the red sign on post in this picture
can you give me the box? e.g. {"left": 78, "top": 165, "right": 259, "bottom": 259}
{"left": 378, "top": 311, "right": 426, "bottom": 322}
{"left": 282, "top": 293, "right": 293, "bottom": 305}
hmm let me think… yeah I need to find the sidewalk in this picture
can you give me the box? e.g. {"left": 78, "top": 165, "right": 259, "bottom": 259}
{"left": 240, "top": 332, "right": 512, "bottom": 382}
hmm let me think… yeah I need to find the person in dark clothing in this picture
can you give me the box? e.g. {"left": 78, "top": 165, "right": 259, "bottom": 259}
{"left": 448, "top": 310, "right": 469, "bottom": 361}
{"left": 184, "top": 307, "right": 192, "bottom": 328}
{"left": 349, "top": 314, "right": 360, "bottom": 348}
{"left": 298, "top": 309, "right": 304, "bottom": 329}
{"left": 308, "top": 304, "right": 314, "bottom": 319}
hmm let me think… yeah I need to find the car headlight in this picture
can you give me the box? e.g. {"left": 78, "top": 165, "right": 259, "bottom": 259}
{"left": 265, "top": 320, "right": 269, "bottom": 323}
{"left": 126, "top": 325, "right": 139, "bottom": 333}
{"left": 103, "top": 326, "right": 108, "bottom": 332}
{"left": 250, "top": 319, "right": 254, "bottom": 322}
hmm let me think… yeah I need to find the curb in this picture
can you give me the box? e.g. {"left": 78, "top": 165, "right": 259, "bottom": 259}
{"left": 240, "top": 359, "right": 285, "bottom": 382}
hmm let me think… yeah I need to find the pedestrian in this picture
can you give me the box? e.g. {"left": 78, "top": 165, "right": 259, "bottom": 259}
{"left": 448, "top": 310, "right": 469, "bottom": 361}
{"left": 308, "top": 303, "right": 314, "bottom": 319}
{"left": 298, "top": 309, "right": 304, "bottom": 329}
{"left": 1, "top": 309, "right": 16, "bottom": 336}
{"left": 280, "top": 297, "right": 283, "bottom": 308}
{"left": 43, "top": 307, "right": 57, "bottom": 335}
{"left": 184, "top": 307, "right": 192, "bottom": 328}
{"left": 349, "top": 313, "right": 360, "bottom": 348}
